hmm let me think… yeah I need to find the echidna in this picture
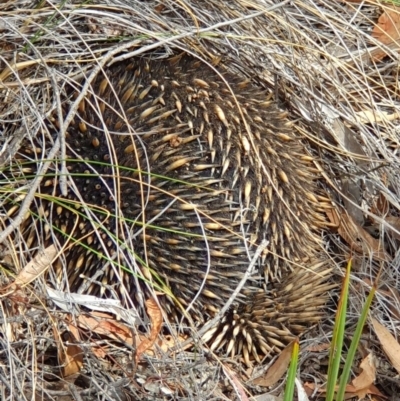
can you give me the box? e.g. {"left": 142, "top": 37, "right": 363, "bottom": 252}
{"left": 1, "top": 54, "right": 332, "bottom": 364}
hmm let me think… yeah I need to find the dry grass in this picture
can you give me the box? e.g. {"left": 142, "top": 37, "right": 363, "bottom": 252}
{"left": 0, "top": 0, "right": 399, "bottom": 399}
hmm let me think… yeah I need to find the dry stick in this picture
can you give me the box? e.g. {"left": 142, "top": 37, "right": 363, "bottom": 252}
{"left": 49, "top": 69, "right": 68, "bottom": 197}
{"left": 0, "top": 127, "right": 26, "bottom": 167}
{"left": 170, "top": 240, "right": 269, "bottom": 353}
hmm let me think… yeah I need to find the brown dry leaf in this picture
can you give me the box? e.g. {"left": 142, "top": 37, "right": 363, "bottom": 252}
{"left": 76, "top": 313, "right": 134, "bottom": 344}
{"left": 156, "top": 333, "right": 189, "bottom": 353}
{"left": 76, "top": 310, "right": 176, "bottom": 359}
{"left": 332, "top": 210, "right": 389, "bottom": 262}
{"left": 251, "top": 341, "right": 295, "bottom": 387}
{"left": 372, "top": 5, "right": 400, "bottom": 61}
{"left": 371, "top": 192, "right": 390, "bottom": 217}
{"left": 92, "top": 346, "right": 108, "bottom": 359}
{"left": 224, "top": 366, "right": 250, "bottom": 401}
{"left": 304, "top": 353, "right": 383, "bottom": 399}
{"left": 62, "top": 324, "right": 83, "bottom": 378}
{"left": 345, "top": 383, "right": 385, "bottom": 400}
{"left": 2, "top": 245, "right": 58, "bottom": 301}
{"left": 62, "top": 343, "right": 83, "bottom": 378}
{"left": 304, "top": 380, "right": 384, "bottom": 399}
{"left": 13, "top": 245, "right": 57, "bottom": 288}
{"left": 53, "top": 319, "right": 83, "bottom": 379}
{"left": 303, "top": 382, "right": 315, "bottom": 398}
{"left": 371, "top": 317, "right": 400, "bottom": 375}
{"left": 349, "top": 353, "right": 376, "bottom": 399}
{"left": 66, "top": 321, "right": 81, "bottom": 341}
{"left": 135, "top": 298, "right": 163, "bottom": 363}
{"left": 304, "top": 343, "right": 330, "bottom": 352}
{"left": 303, "top": 382, "right": 324, "bottom": 396}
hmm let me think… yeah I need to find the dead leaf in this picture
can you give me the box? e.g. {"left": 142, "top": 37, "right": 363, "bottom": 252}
{"left": 135, "top": 298, "right": 163, "bottom": 363}
{"left": 371, "top": 192, "right": 390, "bottom": 217}
{"left": 92, "top": 346, "right": 108, "bottom": 359}
{"left": 13, "top": 245, "right": 57, "bottom": 288}
{"left": 372, "top": 5, "right": 400, "bottom": 61}
{"left": 345, "top": 383, "right": 385, "bottom": 399}
{"left": 304, "top": 343, "right": 330, "bottom": 352}
{"left": 1, "top": 245, "right": 57, "bottom": 301}
{"left": 77, "top": 313, "right": 134, "bottom": 344}
{"left": 304, "top": 380, "right": 385, "bottom": 399}
{"left": 224, "top": 366, "right": 250, "bottom": 401}
{"left": 371, "top": 317, "right": 400, "bottom": 375}
{"left": 250, "top": 341, "right": 295, "bottom": 387}
{"left": 157, "top": 333, "right": 189, "bottom": 353}
{"left": 54, "top": 320, "right": 83, "bottom": 379}
{"left": 75, "top": 310, "right": 180, "bottom": 359}
{"left": 304, "top": 353, "right": 384, "bottom": 398}
{"left": 63, "top": 323, "right": 83, "bottom": 377}
{"left": 295, "top": 378, "right": 310, "bottom": 401}
{"left": 63, "top": 342, "right": 83, "bottom": 378}
{"left": 350, "top": 353, "right": 376, "bottom": 399}
{"left": 68, "top": 323, "right": 107, "bottom": 359}
{"left": 328, "top": 209, "right": 390, "bottom": 262}
{"left": 66, "top": 321, "right": 81, "bottom": 342}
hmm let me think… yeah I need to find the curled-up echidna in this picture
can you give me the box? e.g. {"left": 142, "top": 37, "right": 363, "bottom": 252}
{"left": 1, "top": 54, "right": 333, "bottom": 364}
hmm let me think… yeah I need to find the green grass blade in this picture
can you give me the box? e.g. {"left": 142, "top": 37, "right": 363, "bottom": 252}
{"left": 336, "top": 285, "right": 376, "bottom": 400}
{"left": 326, "top": 259, "right": 352, "bottom": 401}
{"left": 283, "top": 339, "right": 299, "bottom": 401}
